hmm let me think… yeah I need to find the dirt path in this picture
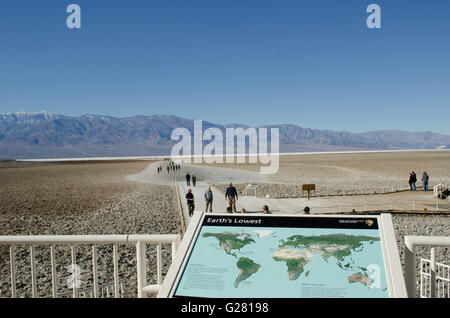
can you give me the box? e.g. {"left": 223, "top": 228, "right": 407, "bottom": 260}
{"left": 130, "top": 160, "right": 450, "bottom": 215}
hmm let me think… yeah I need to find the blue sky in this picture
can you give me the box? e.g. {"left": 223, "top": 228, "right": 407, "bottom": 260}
{"left": 0, "top": 0, "right": 449, "bottom": 134}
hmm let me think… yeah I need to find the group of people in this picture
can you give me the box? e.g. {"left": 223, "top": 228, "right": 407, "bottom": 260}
{"left": 185, "top": 184, "right": 226, "bottom": 216}
{"left": 156, "top": 162, "right": 181, "bottom": 174}
{"left": 408, "top": 171, "right": 429, "bottom": 191}
{"left": 185, "top": 182, "right": 312, "bottom": 216}
{"left": 186, "top": 186, "right": 212, "bottom": 217}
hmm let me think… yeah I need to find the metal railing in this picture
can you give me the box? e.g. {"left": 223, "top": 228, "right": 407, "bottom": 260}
{"left": 0, "top": 234, "right": 180, "bottom": 298}
{"left": 315, "top": 201, "right": 450, "bottom": 214}
{"left": 420, "top": 253, "right": 450, "bottom": 298}
{"left": 43, "top": 281, "right": 125, "bottom": 298}
{"left": 404, "top": 236, "right": 450, "bottom": 298}
{"left": 174, "top": 179, "right": 187, "bottom": 236}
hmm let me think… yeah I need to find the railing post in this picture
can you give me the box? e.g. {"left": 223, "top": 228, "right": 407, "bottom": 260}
{"left": 174, "top": 180, "right": 186, "bottom": 236}
{"left": 419, "top": 259, "right": 424, "bottom": 298}
{"left": 113, "top": 243, "right": 120, "bottom": 298}
{"left": 172, "top": 236, "right": 180, "bottom": 262}
{"left": 136, "top": 241, "right": 147, "bottom": 298}
{"left": 404, "top": 237, "right": 416, "bottom": 298}
{"left": 50, "top": 245, "right": 57, "bottom": 298}
{"left": 430, "top": 248, "right": 436, "bottom": 298}
{"left": 157, "top": 244, "right": 162, "bottom": 285}
{"left": 92, "top": 244, "right": 99, "bottom": 298}
{"left": 30, "top": 245, "right": 37, "bottom": 298}
{"left": 10, "top": 245, "right": 16, "bottom": 298}
{"left": 71, "top": 244, "right": 77, "bottom": 298}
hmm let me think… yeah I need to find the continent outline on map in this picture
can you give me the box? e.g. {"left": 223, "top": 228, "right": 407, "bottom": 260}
{"left": 201, "top": 230, "right": 383, "bottom": 291}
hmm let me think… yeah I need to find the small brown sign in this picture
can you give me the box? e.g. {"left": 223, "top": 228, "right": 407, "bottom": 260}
{"left": 302, "top": 184, "right": 316, "bottom": 191}
{"left": 302, "top": 184, "right": 316, "bottom": 200}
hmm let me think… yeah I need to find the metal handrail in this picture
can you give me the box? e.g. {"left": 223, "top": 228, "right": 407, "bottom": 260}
{"left": 174, "top": 179, "right": 186, "bottom": 236}
{"left": 0, "top": 234, "right": 179, "bottom": 245}
{"left": 43, "top": 281, "right": 125, "bottom": 298}
{"left": 404, "top": 236, "right": 450, "bottom": 298}
{"left": 420, "top": 258, "right": 450, "bottom": 298}
{"left": 0, "top": 234, "right": 180, "bottom": 298}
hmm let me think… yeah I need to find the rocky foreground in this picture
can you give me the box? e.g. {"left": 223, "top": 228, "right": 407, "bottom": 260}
{"left": 2, "top": 185, "right": 449, "bottom": 297}
{"left": 0, "top": 183, "right": 179, "bottom": 298}
{"left": 392, "top": 214, "right": 450, "bottom": 275}
{"left": 0, "top": 161, "right": 180, "bottom": 298}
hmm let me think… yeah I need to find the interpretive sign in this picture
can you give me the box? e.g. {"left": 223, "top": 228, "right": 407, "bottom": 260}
{"left": 302, "top": 184, "right": 316, "bottom": 191}
{"left": 158, "top": 213, "right": 406, "bottom": 298}
{"left": 302, "top": 184, "right": 315, "bottom": 200}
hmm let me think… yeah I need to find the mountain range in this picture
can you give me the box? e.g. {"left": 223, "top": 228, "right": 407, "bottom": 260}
{"left": 1, "top": 111, "right": 449, "bottom": 159}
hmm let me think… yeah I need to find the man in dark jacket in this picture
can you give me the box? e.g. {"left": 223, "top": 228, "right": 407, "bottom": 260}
{"left": 186, "top": 189, "right": 195, "bottom": 217}
{"left": 410, "top": 171, "right": 417, "bottom": 191}
{"left": 186, "top": 172, "right": 191, "bottom": 186}
{"left": 411, "top": 171, "right": 417, "bottom": 191}
{"left": 225, "top": 183, "right": 238, "bottom": 212}
{"left": 422, "top": 172, "right": 429, "bottom": 191}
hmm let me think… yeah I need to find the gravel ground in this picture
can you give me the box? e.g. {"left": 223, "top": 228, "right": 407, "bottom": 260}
{"left": 211, "top": 151, "right": 450, "bottom": 197}
{"left": 392, "top": 214, "right": 450, "bottom": 297}
{"left": 215, "top": 180, "right": 450, "bottom": 198}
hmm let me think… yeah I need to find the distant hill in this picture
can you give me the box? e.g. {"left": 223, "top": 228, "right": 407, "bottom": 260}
{"left": 1, "top": 111, "right": 450, "bottom": 159}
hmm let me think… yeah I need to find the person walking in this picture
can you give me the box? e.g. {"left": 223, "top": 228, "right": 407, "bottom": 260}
{"left": 225, "top": 183, "right": 238, "bottom": 212}
{"left": 192, "top": 175, "right": 197, "bottom": 187}
{"left": 204, "top": 187, "right": 213, "bottom": 213}
{"left": 422, "top": 172, "right": 429, "bottom": 191}
{"left": 167, "top": 166, "right": 170, "bottom": 174}
{"left": 186, "top": 189, "right": 195, "bottom": 217}
{"left": 186, "top": 172, "right": 191, "bottom": 186}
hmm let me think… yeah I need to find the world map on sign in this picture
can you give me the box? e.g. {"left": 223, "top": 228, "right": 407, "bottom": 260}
{"left": 174, "top": 225, "right": 390, "bottom": 298}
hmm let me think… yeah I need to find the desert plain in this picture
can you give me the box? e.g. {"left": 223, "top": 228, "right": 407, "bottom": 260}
{"left": 0, "top": 150, "right": 449, "bottom": 297}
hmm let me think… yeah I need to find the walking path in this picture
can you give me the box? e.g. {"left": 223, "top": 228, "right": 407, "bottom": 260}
{"left": 177, "top": 180, "right": 450, "bottom": 227}
{"left": 129, "top": 161, "right": 450, "bottom": 228}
